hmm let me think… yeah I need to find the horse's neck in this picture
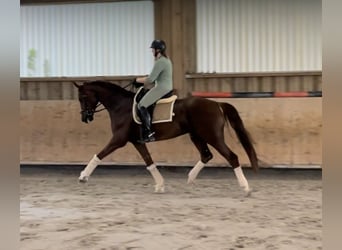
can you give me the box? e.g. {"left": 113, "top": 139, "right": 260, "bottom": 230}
{"left": 95, "top": 86, "right": 133, "bottom": 112}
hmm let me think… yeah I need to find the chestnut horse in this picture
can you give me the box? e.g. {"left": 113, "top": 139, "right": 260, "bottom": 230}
{"left": 73, "top": 80, "right": 258, "bottom": 195}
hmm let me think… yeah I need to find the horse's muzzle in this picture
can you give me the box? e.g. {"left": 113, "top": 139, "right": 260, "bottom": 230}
{"left": 81, "top": 110, "right": 94, "bottom": 123}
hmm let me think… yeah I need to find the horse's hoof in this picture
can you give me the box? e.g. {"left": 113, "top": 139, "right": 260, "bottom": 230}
{"left": 78, "top": 176, "right": 88, "bottom": 183}
{"left": 154, "top": 185, "right": 165, "bottom": 193}
{"left": 187, "top": 173, "right": 198, "bottom": 184}
{"left": 187, "top": 178, "right": 195, "bottom": 185}
{"left": 244, "top": 188, "right": 252, "bottom": 197}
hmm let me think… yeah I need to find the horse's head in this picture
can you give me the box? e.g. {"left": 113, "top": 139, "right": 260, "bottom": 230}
{"left": 73, "top": 82, "right": 99, "bottom": 123}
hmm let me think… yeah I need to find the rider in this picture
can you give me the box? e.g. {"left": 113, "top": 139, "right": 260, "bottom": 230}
{"left": 134, "top": 39, "right": 173, "bottom": 143}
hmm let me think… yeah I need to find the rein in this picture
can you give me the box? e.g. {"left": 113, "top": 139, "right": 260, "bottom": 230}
{"left": 82, "top": 80, "right": 135, "bottom": 115}
{"left": 80, "top": 102, "right": 105, "bottom": 115}
{"left": 122, "top": 80, "right": 135, "bottom": 91}
{"left": 93, "top": 103, "right": 106, "bottom": 113}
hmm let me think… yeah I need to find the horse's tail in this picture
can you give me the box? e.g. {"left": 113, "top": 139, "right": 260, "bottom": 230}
{"left": 219, "top": 102, "right": 259, "bottom": 172}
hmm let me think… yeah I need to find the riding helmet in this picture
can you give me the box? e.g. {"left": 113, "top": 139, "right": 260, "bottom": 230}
{"left": 150, "top": 39, "right": 166, "bottom": 52}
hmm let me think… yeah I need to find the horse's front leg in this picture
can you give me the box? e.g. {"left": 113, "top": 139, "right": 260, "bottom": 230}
{"left": 133, "top": 143, "right": 165, "bottom": 193}
{"left": 78, "top": 136, "right": 126, "bottom": 183}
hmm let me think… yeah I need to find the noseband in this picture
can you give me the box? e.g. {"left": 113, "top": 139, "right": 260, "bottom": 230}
{"left": 80, "top": 103, "right": 106, "bottom": 116}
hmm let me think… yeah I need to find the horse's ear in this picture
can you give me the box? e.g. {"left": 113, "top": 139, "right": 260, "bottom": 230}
{"left": 73, "top": 81, "right": 81, "bottom": 88}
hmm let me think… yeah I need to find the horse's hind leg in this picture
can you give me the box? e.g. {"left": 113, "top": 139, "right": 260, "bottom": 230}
{"left": 133, "top": 143, "right": 165, "bottom": 193}
{"left": 187, "top": 134, "right": 213, "bottom": 184}
{"left": 210, "top": 139, "right": 251, "bottom": 195}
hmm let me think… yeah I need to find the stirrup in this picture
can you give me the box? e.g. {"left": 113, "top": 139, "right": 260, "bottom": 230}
{"left": 138, "top": 131, "right": 155, "bottom": 144}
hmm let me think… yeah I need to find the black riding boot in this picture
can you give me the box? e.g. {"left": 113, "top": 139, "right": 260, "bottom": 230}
{"left": 137, "top": 106, "right": 155, "bottom": 143}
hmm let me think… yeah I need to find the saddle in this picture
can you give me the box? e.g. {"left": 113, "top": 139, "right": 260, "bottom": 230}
{"left": 133, "top": 87, "right": 177, "bottom": 124}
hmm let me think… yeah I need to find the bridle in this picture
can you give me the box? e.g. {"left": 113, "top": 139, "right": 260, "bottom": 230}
{"left": 80, "top": 103, "right": 105, "bottom": 115}
{"left": 92, "top": 103, "right": 106, "bottom": 113}
{"left": 80, "top": 80, "right": 135, "bottom": 116}
{"left": 79, "top": 93, "right": 106, "bottom": 118}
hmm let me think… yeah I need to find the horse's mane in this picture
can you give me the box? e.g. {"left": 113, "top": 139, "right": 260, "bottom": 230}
{"left": 84, "top": 80, "right": 134, "bottom": 98}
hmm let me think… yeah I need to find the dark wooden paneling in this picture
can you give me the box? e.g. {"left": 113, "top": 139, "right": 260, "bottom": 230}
{"left": 20, "top": 76, "right": 136, "bottom": 100}
{"left": 186, "top": 72, "right": 322, "bottom": 95}
{"left": 154, "top": 0, "right": 196, "bottom": 98}
{"left": 20, "top": 72, "right": 322, "bottom": 100}
{"left": 182, "top": 0, "right": 196, "bottom": 74}
{"left": 21, "top": 0, "right": 140, "bottom": 5}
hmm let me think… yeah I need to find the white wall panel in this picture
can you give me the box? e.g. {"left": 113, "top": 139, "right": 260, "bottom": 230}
{"left": 20, "top": 1, "right": 154, "bottom": 77}
{"left": 196, "top": 0, "right": 321, "bottom": 73}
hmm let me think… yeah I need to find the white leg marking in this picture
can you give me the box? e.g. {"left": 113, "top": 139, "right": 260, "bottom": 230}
{"left": 147, "top": 164, "right": 165, "bottom": 193}
{"left": 188, "top": 161, "right": 205, "bottom": 184}
{"left": 234, "top": 166, "right": 251, "bottom": 194}
{"left": 79, "top": 154, "right": 101, "bottom": 182}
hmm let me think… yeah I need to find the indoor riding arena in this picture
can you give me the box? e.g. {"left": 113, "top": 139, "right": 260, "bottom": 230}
{"left": 20, "top": 0, "right": 322, "bottom": 250}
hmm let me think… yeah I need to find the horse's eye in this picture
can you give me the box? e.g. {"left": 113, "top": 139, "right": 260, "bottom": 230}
{"left": 79, "top": 94, "right": 87, "bottom": 101}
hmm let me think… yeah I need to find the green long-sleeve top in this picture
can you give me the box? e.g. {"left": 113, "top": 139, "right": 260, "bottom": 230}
{"left": 145, "top": 56, "right": 173, "bottom": 91}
